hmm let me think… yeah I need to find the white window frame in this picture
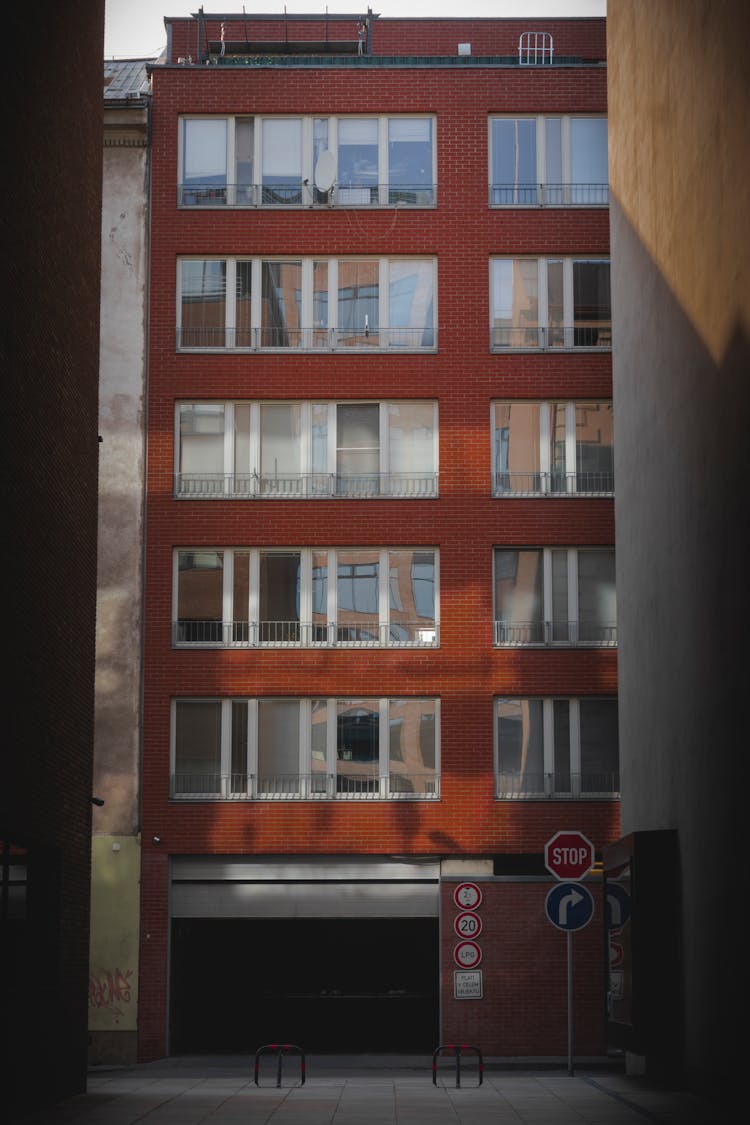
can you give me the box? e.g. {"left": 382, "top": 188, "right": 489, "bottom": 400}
{"left": 493, "top": 546, "right": 617, "bottom": 647}
{"left": 174, "top": 399, "right": 439, "bottom": 499}
{"left": 178, "top": 114, "right": 437, "bottom": 208}
{"left": 488, "top": 115, "right": 609, "bottom": 207}
{"left": 176, "top": 256, "right": 437, "bottom": 352}
{"left": 171, "top": 697, "right": 441, "bottom": 801}
{"left": 489, "top": 257, "right": 611, "bottom": 350}
{"left": 490, "top": 400, "right": 614, "bottom": 496}
{"left": 494, "top": 696, "right": 619, "bottom": 799}
{"left": 172, "top": 547, "right": 440, "bottom": 648}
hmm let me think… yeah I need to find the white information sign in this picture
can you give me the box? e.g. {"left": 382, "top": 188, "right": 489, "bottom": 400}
{"left": 454, "top": 970, "right": 483, "bottom": 999}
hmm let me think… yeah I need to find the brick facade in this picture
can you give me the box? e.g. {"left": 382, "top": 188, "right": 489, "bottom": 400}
{"left": 140, "top": 13, "right": 617, "bottom": 1061}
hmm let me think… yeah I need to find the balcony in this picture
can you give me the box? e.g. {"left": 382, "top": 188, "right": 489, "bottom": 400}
{"left": 496, "top": 771, "right": 620, "bottom": 799}
{"left": 172, "top": 620, "right": 439, "bottom": 648}
{"left": 170, "top": 771, "right": 440, "bottom": 800}
{"left": 174, "top": 471, "right": 439, "bottom": 499}
{"left": 492, "top": 470, "right": 614, "bottom": 497}
{"left": 177, "top": 182, "right": 437, "bottom": 208}
{"left": 489, "top": 182, "right": 609, "bottom": 207}
{"left": 176, "top": 325, "right": 436, "bottom": 351}
{"left": 494, "top": 620, "right": 617, "bottom": 647}
{"left": 490, "top": 325, "right": 611, "bottom": 350}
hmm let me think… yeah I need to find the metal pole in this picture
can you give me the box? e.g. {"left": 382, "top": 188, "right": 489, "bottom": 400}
{"left": 567, "top": 931, "right": 574, "bottom": 1076}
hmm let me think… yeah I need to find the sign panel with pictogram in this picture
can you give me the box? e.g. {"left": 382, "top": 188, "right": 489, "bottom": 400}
{"left": 544, "top": 881, "right": 595, "bottom": 931}
{"left": 544, "top": 830, "right": 595, "bottom": 882}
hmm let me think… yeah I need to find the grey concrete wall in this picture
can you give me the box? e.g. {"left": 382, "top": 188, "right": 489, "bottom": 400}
{"left": 608, "top": 0, "right": 749, "bottom": 1098}
{"left": 95, "top": 121, "right": 149, "bottom": 836}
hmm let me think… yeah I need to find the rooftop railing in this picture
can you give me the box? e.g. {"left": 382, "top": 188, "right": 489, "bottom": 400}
{"left": 174, "top": 471, "right": 439, "bottom": 499}
{"left": 172, "top": 620, "right": 439, "bottom": 647}
{"left": 178, "top": 183, "right": 437, "bottom": 208}
{"left": 496, "top": 771, "right": 620, "bottom": 799}
{"left": 489, "top": 183, "right": 609, "bottom": 207}
{"left": 494, "top": 620, "right": 617, "bottom": 646}
{"left": 492, "top": 470, "right": 614, "bottom": 496}
{"left": 171, "top": 771, "right": 440, "bottom": 800}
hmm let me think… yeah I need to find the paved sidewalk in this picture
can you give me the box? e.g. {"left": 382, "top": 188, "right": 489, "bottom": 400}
{"left": 15, "top": 1056, "right": 720, "bottom": 1125}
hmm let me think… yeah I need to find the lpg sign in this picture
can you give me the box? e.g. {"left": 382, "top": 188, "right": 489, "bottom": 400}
{"left": 544, "top": 830, "right": 595, "bottom": 882}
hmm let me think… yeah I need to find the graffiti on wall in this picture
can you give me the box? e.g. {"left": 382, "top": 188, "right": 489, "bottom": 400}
{"left": 89, "top": 967, "right": 134, "bottom": 1020}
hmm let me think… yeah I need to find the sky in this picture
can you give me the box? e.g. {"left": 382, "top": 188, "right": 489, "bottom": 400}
{"left": 104, "top": 0, "right": 606, "bottom": 58}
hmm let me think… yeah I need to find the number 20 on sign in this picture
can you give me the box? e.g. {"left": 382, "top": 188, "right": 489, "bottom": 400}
{"left": 454, "top": 911, "right": 482, "bottom": 939}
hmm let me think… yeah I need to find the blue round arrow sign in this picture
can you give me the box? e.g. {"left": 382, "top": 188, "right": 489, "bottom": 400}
{"left": 545, "top": 882, "right": 595, "bottom": 931}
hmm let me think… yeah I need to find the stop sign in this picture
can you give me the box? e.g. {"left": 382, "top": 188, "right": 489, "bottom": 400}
{"left": 544, "top": 830, "right": 595, "bottom": 881}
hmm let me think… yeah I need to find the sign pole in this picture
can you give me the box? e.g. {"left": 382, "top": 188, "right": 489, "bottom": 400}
{"left": 567, "top": 930, "right": 574, "bottom": 1076}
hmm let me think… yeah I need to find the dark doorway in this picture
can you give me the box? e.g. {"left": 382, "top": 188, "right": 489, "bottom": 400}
{"left": 170, "top": 916, "right": 438, "bottom": 1053}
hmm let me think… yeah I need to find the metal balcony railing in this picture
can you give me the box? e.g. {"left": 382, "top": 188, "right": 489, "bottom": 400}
{"left": 490, "top": 325, "right": 612, "bottom": 350}
{"left": 492, "top": 470, "right": 614, "bottom": 496}
{"left": 496, "top": 771, "right": 620, "bottom": 799}
{"left": 489, "top": 183, "right": 609, "bottom": 207}
{"left": 170, "top": 771, "right": 440, "bottom": 800}
{"left": 174, "top": 471, "right": 439, "bottom": 499}
{"left": 172, "top": 620, "right": 439, "bottom": 647}
{"left": 176, "top": 325, "right": 436, "bottom": 350}
{"left": 177, "top": 182, "right": 437, "bottom": 207}
{"left": 494, "top": 620, "right": 617, "bottom": 646}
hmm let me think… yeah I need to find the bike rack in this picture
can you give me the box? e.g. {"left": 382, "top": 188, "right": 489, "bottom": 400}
{"left": 253, "top": 1043, "right": 306, "bottom": 1087}
{"left": 432, "top": 1043, "right": 483, "bottom": 1087}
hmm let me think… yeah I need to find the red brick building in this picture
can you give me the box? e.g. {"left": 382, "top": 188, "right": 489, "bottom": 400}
{"left": 140, "top": 10, "right": 618, "bottom": 1061}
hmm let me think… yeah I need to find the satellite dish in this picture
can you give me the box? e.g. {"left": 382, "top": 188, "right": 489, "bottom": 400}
{"left": 314, "top": 150, "right": 336, "bottom": 193}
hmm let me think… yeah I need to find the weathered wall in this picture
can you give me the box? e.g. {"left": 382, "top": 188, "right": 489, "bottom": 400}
{"left": 90, "top": 101, "right": 149, "bottom": 1064}
{"left": 608, "top": 0, "right": 749, "bottom": 1098}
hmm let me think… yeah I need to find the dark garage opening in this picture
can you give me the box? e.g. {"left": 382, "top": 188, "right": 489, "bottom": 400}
{"left": 170, "top": 917, "right": 439, "bottom": 1053}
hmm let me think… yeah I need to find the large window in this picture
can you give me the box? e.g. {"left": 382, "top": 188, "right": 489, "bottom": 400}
{"left": 171, "top": 697, "right": 440, "bottom": 799}
{"left": 176, "top": 401, "right": 438, "bottom": 498}
{"left": 490, "top": 258, "right": 611, "bottom": 349}
{"left": 495, "top": 697, "right": 619, "bottom": 798}
{"left": 494, "top": 548, "right": 616, "bottom": 645}
{"left": 174, "top": 548, "right": 438, "bottom": 647}
{"left": 492, "top": 401, "right": 614, "bottom": 495}
{"left": 179, "top": 115, "right": 436, "bottom": 207}
{"left": 490, "top": 116, "right": 608, "bottom": 206}
{"left": 177, "top": 257, "right": 436, "bottom": 350}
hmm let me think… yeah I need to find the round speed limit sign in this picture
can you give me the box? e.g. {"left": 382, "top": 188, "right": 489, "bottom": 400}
{"left": 454, "top": 911, "right": 482, "bottom": 939}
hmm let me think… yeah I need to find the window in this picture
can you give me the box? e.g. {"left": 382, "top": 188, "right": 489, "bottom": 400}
{"left": 175, "top": 401, "right": 438, "bottom": 498}
{"left": 173, "top": 548, "right": 438, "bottom": 647}
{"left": 490, "top": 258, "right": 611, "bottom": 349}
{"left": 494, "top": 548, "right": 616, "bottom": 645}
{"left": 495, "top": 697, "right": 619, "bottom": 798}
{"left": 171, "top": 698, "right": 440, "bottom": 799}
{"left": 492, "top": 401, "right": 614, "bottom": 494}
{"left": 177, "top": 257, "right": 436, "bottom": 350}
{"left": 178, "top": 115, "right": 436, "bottom": 207}
{"left": 489, "top": 116, "right": 608, "bottom": 206}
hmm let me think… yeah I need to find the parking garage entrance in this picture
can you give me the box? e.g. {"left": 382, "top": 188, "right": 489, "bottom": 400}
{"left": 169, "top": 857, "right": 440, "bottom": 1054}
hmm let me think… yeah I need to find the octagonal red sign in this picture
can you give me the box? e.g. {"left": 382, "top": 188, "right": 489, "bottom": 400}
{"left": 544, "top": 830, "right": 595, "bottom": 881}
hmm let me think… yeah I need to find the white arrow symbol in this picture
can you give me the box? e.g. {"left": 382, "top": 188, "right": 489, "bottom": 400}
{"left": 558, "top": 887, "right": 583, "bottom": 925}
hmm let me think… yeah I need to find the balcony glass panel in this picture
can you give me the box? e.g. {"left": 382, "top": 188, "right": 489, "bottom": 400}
{"left": 258, "top": 700, "right": 301, "bottom": 793}
{"left": 389, "top": 699, "right": 437, "bottom": 795}
{"left": 388, "top": 260, "right": 434, "bottom": 347}
{"left": 388, "top": 118, "right": 433, "bottom": 204}
{"left": 259, "top": 552, "right": 301, "bottom": 643}
{"left": 261, "top": 262, "right": 302, "bottom": 348}
{"left": 491, "top": 259, "right": 539, "bottom": 347}
{"left": 261, "top": 118, "right": 302, "bottom": 203}
{"left": 337, "top": 701, "right": 379, "bottom": 793}
{"left": 180, "top": 260, "right": 226, "bottom": 348}
{"left": 338, "top": 118, "right": 378, "bottom": 201}
{"left": 182, "top": 119, "right": 227, "bottom": 205}
{"left": 338, "top": 260, "right": 379, "bottom": 346}
{"left": 494, "top": 549, "right": 544, "bottom": 644}
{"left": 578, "top": 550, "right": 617, "bottom": 644}
{"left": 491, "top": 118, "right": 537, "bottom": 204}
{"left": 570, "top": 118, "right": 608, "bottom": 204}
{"left": 174, "top": 701, "right": 222, "bottom": 794}
{"left": 496, "top": 698, "right": 545, "bottom": 793}
{"left": 177, "top": 550, "right": 223, "bottom": 643}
